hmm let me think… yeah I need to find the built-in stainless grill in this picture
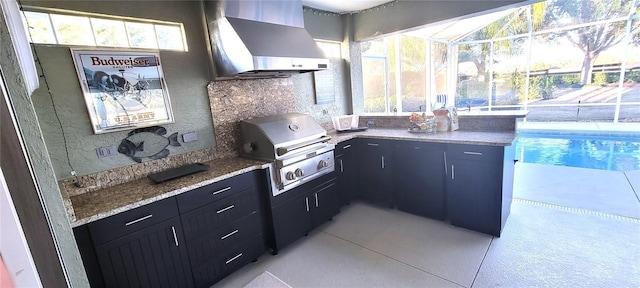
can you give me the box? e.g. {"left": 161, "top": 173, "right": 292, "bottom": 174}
{"left": 239, "top": 113, "right": 334, "bottom": 196}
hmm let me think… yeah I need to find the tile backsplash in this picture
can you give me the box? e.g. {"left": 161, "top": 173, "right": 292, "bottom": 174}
{"left": 207, "top": 78, "right": 297, "bottom": 157}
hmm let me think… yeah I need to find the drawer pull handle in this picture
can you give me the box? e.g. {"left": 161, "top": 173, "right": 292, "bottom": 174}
{"left": 217, "top": 204, "right": 235, "bottom": 214}
{"left": 443, "top": 151, "right": 448, "bottom": 176}
{"left": 367, "top": 143, "right": 379, "bottom": 146}
{"left": 342, "top": 144, "right": 352, "bottom": 149}
{"left": 221, "top": 229, "right": 239, "bottom": 240}
{"left": 171, "top": 226, "right": 179, "bottom": 247}
{"left": 125, "top": 214, "right": 153, "bottom": 226}
{"left": 451, "top": 165, "right": 455, "bottom": 180}
{"left": 463, "top": 151, "right": 483, "bottom": 156}
{"left": 226, "top": 253, "right": 243, "bottom": 264}
{"left": 212, "top": 187, "right": 232, "bottom": 195}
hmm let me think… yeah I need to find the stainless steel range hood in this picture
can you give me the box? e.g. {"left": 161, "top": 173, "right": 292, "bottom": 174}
{"left": 204, "top": 0, "right": 330, "bottom": 79}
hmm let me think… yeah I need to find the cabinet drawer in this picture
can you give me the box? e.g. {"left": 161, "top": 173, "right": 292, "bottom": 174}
{"left": 361, "top": 138, "right": 389, "bottom": 148}
{"left": 335, "top": 140, "right": 355, "bottom": 156}
{"left": 186, "top": 212, "right": 263, "bottom": 266}
{"left": 181, "top": 188, "right": 260, "bottom": 241}
{"left": 191, "top": 234, "right": 266, "bottom": 288}
{"left": 446, "top": 144, "right": 504, "bottom": 163}
{"left": 176, "top": 171, "right": 257, "bottom": 213}
{"left": 396, "top": 141, "right": 444, "bottom": 154}
{"left": 88, "top": 197, "right": 179, "bottom": 246}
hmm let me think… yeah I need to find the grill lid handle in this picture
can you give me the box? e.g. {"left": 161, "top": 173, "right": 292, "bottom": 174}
{"left": 276, "top": 135, "right": 331, "bottom": 156}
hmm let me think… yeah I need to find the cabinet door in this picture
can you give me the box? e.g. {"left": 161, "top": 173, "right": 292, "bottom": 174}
{"left": 446, "top": 159, "right": 503, "bottom": 236}
{"left": 191, "top": 234, "right": 266, "bottom": 288}
{"left": 270, "top": 195, "right": 312, "bottom": 252}
{"left": 336, "top": 140, "right": 358, "bottom": 205}
{"left": 359, "top": 140, "right": 393, "bottom": 207}
{"left": 95, "top": 217, "right": 194, "bottom": 288}
{"left": 394, "top": 142, "right": 446, "bottom": 220}
{"left": 310, "top": 180, "right": 340, "bottom": 228}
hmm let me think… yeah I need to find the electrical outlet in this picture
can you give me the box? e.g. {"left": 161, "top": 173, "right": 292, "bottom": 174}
{"left": 96, "top": 145, "right": 119, "bottom": 158}
{"left": 182, "top": 132, "right": 198, "bottom": 143}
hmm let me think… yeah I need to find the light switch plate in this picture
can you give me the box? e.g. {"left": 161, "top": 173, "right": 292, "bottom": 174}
{"left": 182, "top": 132, "right": 198, "bottom": 143}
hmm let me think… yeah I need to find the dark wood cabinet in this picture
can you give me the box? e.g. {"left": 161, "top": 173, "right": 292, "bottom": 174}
{"left": 335, "top": 140, "right": 358, "bottom": 206}
{"left": 358, "top": 139, "right": 393, "bottom": 207}
{"left": 393, "top": 141, "right": 446, "bottom": 220}
{"left": 83, "top": 197, "right": 193, "bottom": 288}
{"left": 94, "top": 216, "right": 194, "bottom": 288}
{"left": 270, "top": 193, "right": 313, "bottom": 252}
{"left": 191, "top": 234, "right": 266, "bottom": 287}
{"left": 310, "top": 180, "right": 340, "bottom": 228}
{"left": 445, "top": 144, "right": 515, "bottom": 237}
{"left": 178, "top": 171, "right": 268, "bottom": 288}
{"left": 268, "top": 174, "right": 339, "bottom": 253}
{"left": 75, "top": 170, "right": 269, "bottom": 288}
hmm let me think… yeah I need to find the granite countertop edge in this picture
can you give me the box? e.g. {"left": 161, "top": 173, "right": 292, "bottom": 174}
{"left": 70, "top": 129, "right": 517, "bottom": 227}
{"left": 70, "top": 158, "right": 271, "bottom": 227}
{"left": 328, "top": 128, "right": 518, "bottom": 146}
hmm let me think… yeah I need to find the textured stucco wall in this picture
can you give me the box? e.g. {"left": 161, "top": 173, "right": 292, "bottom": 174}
{"left": 292, "top": 58, "right": 351, "bottom": 126}
{"left": 0, "top": 5, "right": 88, "bottom": 288}
{"left": 25, "top": 1, "right": 214, "bottom": 180}
{"left": 345, "top": 15, "right": 364, "bottom": 115}
{"left": 300, "top": 9, "right": 352, "bottom": 122}
{"left": 303, "top": 8, "right": 344, "bottom": 42}
{"left": 352, "top": 0, "right": 536, "bottom": 41}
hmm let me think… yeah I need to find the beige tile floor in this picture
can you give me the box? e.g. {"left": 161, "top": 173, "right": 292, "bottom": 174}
{"left": 213, "top": 163, "right": 640, "bottom": 288}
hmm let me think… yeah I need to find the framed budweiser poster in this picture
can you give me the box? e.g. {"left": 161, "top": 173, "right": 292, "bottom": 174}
{"left": 71, "top": 49, "right": 174, "bottom": 134}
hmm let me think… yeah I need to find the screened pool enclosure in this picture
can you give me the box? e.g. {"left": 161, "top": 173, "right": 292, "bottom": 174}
{"left": 361, "top": 0, "right": 640, "bottom": 123}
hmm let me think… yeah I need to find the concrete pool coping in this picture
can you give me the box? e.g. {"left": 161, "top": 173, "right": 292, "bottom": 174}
{"left": 517, "top": 121, "right": 640, "bottom": 136}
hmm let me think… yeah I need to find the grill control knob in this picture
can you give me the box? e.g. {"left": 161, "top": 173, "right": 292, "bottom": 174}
{"left": 294, "top": 168, "right": 304, "bottom": 177}
{"left": 285, "top": 171, "right": 296, "bottom": 181}
{"left": 318, "top": 160, "right": 328, "bottom": 169}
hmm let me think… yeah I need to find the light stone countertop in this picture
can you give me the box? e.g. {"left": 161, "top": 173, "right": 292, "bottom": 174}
{"left": 70, "top": 129, "right": 517, "bottom": 227}
{"left": 70, "top": 157, "right": 270, "bottom": 227}
{"left": 328, "top": 128, "right": 518, "bottom": 146}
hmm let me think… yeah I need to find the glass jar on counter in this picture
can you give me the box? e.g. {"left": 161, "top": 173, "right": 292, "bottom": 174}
{"left": 433, "top": 109, "right": 450, "bottom": 132}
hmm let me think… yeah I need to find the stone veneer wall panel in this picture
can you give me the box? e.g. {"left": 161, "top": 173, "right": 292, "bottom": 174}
{"left": 208, "top": 78, "right": 297, "bottom": 157}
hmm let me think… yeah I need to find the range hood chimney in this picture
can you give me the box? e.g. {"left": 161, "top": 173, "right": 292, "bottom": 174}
{"left": 204, "top": 0, "right": 330, "bottom": 80}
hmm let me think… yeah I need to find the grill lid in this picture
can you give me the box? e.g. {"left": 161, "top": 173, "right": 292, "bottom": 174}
{"left": 239, "top": 113, "right": 329, "bottom": 160}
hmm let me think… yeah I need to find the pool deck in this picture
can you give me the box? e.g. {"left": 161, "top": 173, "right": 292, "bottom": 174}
{"left": 513, "top": 121, "right": 640, "bottom": 219}
{"left": 518, "top": 121, "right": 640, "bottom": 136}
{"left": 515, "top": 163, "right": 640, "bottom": 220}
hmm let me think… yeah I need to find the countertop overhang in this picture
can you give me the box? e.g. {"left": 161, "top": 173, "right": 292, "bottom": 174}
{"left": 329, "top": 128, "right": 518, "bottom": 146}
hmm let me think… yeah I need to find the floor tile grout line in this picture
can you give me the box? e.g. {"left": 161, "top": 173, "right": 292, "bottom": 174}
{"left": 317, "top": 229, "right": 467, "bottom": 288}
{"left": 470, "top": 236, "right": 494, "bottom": 288}
{"left": 513, "top": 197, "right": 640, "bottom": 223}
{"left": 623, "top": 171, "right": 640, "bottom": 204}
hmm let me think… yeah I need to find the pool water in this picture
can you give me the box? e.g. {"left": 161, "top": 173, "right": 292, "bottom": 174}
{"left": 515, "top": 133, "right": 640, "bottom": 171}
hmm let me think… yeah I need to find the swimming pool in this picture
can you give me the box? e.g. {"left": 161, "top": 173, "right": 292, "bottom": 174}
{"left": 514, "top": 133, "right": 640, "bottom": 171}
